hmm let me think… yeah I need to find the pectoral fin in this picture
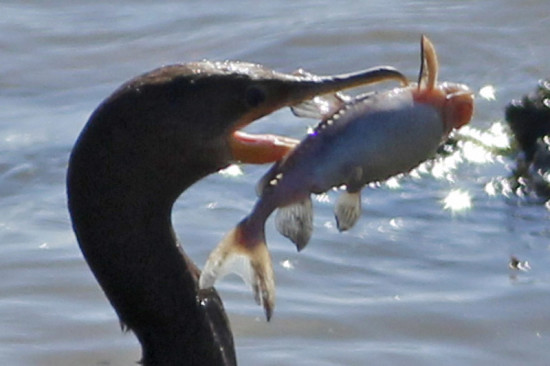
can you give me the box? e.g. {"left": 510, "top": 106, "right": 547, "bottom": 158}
{"left": 199, "top": 222, "right": 275, "bottom": 321}
{"left": 290, "top": 68, "right": 350, "bottom": 119}
{"left": 334, "top": 190, "right": 362, "bottom": 231}
{"left": 275, "top": 196, "right": 313, "bottom": 251}
{"left": 291, "top": 92, "right": 349, "bottom": 120}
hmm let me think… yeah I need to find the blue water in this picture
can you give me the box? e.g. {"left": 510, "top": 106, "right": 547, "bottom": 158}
{"left": 1, "top": 1, "right": 550, "bottom": 365}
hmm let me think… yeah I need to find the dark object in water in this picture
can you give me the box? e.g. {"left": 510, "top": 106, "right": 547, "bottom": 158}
{"left": 509, "top": 256, "right": 531, "bottom": 271}
{"left": 506, "top": 79, "right": 550, "bottom": 161}
{"left": 505, "top": 79, "right": 550, "bottom": 197}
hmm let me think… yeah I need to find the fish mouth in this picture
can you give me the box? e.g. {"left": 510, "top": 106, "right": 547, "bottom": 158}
{"left": 441, "top": 82, "right": 475, "bottom": 130}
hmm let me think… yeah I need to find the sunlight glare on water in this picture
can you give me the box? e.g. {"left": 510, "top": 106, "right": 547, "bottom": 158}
{"left": 219, "top": 164, "right": 244, "bottom": 177}
{"left": 442, "top": 189, "right": 472, "bottom": 212}
{"left": 479, "top": 85, "right": 497, "bottom": 101}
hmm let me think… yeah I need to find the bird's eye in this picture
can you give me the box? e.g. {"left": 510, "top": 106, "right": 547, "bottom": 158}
{"left": 245, "top": 85, "right": 266, "bottom": 108}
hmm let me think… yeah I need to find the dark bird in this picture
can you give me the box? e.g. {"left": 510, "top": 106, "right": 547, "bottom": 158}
{"left": 66, "top": 60, "right": 406, "bottom": 365}
{"left": 506, "top": 79, "right": 550, "bottom": 198}
{"left": 506, "top": 79, "right": 550, "bottom": 162}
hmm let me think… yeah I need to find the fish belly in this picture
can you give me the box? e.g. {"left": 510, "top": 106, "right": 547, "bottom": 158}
{"left": 312, "top": 102, "right": 444, "bottom": 189}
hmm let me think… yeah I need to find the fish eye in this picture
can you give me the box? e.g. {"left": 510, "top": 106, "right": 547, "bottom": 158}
{"left": 245, "top": 85, "right": 267, "bottom": 108}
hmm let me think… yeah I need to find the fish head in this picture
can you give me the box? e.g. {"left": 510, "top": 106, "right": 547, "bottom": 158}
{"left": 439, "top": 82, "right": 475, "bottom": 131}
{"left": 414, "top": 35, "right": 474, "bottom": 133}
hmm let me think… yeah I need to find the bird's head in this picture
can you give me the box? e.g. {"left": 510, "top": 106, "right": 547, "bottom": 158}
{"left": 72, "top": 61, "right": 406, "bottom": 204}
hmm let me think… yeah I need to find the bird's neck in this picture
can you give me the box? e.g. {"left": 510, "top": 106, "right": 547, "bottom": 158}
{"left": 67, "top": 151, "right": 235, "bottom": 365}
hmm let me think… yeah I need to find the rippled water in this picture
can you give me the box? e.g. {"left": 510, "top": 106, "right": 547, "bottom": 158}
{"left": 2, "top": 1, "right": 550, "bottom": 365}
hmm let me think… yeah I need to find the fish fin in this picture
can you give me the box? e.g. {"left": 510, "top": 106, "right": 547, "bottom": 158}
{"left": 290, "top": 68, "right": 348, "bottom": 119}
{"left": 199, "top": 222, "right": 275, "bottom": 321}
{"left": 418, "top": 35, "right": 438, "bottom": 91}
{"left": 290, "top": 92, "right": 348, "bottom": 120}
{"left": 275, "top": 196, "right": 313, "bottom": 251}
{"left": 334, "top": 190, "right": 362, "bottom": 232}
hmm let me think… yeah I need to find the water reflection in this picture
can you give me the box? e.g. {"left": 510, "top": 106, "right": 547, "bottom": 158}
{"left": 442, "top": 189, "right": 472, "bottom": 212}
{"left": 479, "top": 85, "right": 496, "bottom": 101}
{"left": 219, "top": 164, "right": 244, "bottom": 177}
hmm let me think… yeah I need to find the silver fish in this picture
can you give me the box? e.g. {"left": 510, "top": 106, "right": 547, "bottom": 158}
{"left": 199, "top": 36, "right": 474, "bottom": 320}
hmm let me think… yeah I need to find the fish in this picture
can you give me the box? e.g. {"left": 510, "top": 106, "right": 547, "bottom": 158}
{"left": 199, "top": 35, "right": 474, "bottom": 320}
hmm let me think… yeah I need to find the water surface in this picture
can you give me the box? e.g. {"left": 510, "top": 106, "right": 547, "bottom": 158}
{"left": 1, "top": 1, "right": 550, "bottom": 365}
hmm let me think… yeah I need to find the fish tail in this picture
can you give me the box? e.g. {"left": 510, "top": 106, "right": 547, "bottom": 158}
{"left": 275, "top": 195, "right": 313, "bottom": 252}
{"left": 334, "top": 190, "right": 362, "bottom": 232}
{"left": 199, "top": 219, "right": 275, "bottom": 321}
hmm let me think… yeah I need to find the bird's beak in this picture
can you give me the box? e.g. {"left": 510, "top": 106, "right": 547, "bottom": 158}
{"left": 230, "top": 66, "right": 409, "bottom": 164}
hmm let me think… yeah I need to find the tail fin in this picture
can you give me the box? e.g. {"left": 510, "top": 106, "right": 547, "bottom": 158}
{"left": 199, "top": 222, "right": 275, "bottom": 321}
